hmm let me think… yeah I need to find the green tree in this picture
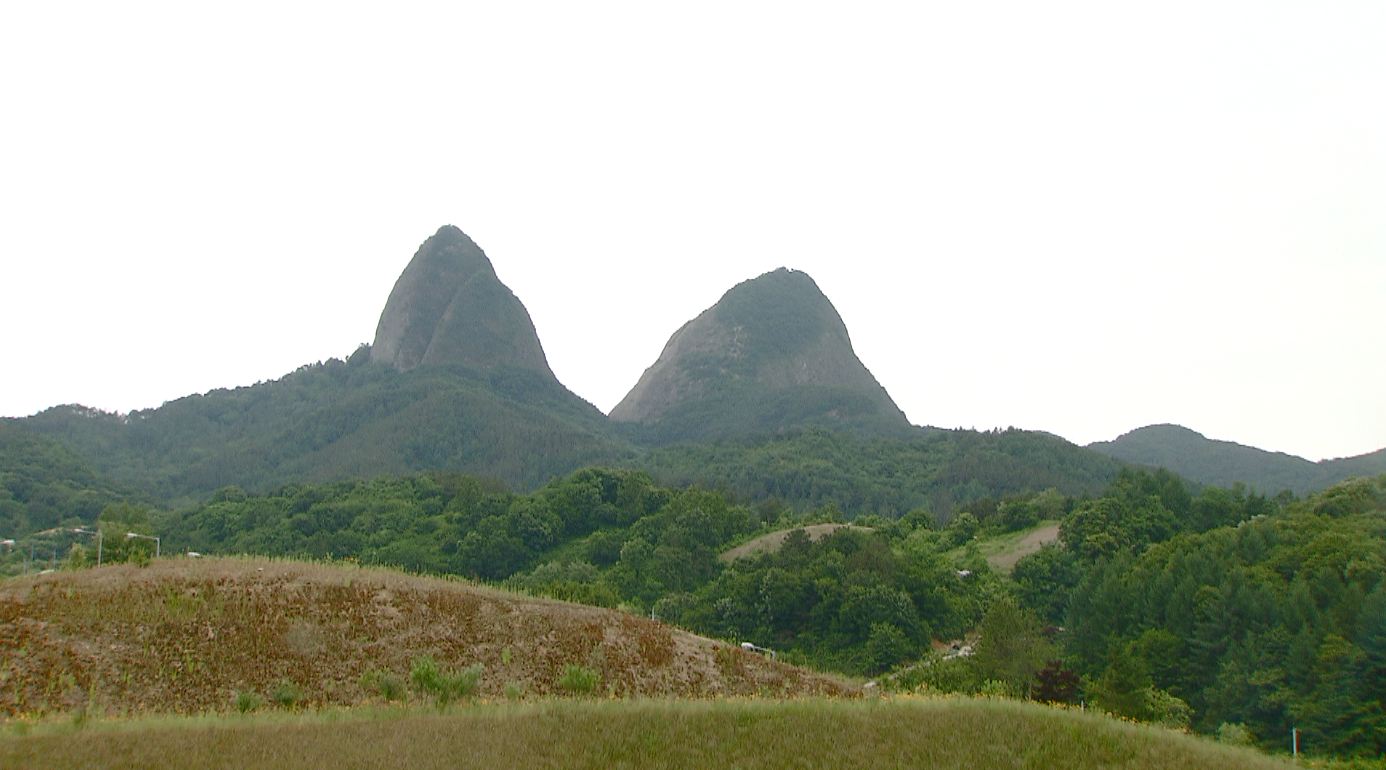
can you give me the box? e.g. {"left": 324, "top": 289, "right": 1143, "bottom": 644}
{"left": 971, "top": 598, "right": 1053, "bottom": 698}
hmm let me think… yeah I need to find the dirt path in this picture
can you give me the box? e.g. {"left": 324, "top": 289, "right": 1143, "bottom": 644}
{"left": 986, "top": 523, "right": 1061, "bottom": 573}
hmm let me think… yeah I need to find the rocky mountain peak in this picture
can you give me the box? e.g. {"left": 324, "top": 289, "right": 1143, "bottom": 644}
{"left": 371, "top": 226, "right": 556, "bottom": 378}
{"left": 610, "top": 267, "right": 910, "bottom": 440}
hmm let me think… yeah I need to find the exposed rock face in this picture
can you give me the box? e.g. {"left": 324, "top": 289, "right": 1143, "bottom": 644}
{"left": 611, "top": 268, "right": 909, "bottom": 440}
{"left": 371, "top": 226, "right": 556, "bottom": 378}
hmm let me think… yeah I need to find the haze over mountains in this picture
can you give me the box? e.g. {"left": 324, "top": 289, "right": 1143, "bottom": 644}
{"left": 1089, "top": 424, "right": 1386, "bottom": 496}
{"left": 3, "top": 225, "right": 1382, "bottom": 525}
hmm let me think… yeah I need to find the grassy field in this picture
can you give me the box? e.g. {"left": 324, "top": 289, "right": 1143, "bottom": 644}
{"left": 0, "top": 696, "right": 1296, "bottom": 770}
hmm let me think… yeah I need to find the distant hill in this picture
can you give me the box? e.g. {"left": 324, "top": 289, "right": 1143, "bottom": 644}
{"left": 641, "top": 427, "right": 1123, "bottom": 516}
{"left": 611, "top": 268, "right": 911, "bottom": 443}
{"left": 1089, "top": 424, "right": 1386, "bottom": 495}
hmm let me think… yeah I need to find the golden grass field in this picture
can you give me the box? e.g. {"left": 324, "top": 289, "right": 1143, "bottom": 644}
{"left": 0, "top": 697, "right": 1298, "bottom": 770}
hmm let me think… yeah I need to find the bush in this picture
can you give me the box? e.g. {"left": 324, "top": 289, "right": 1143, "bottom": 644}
{"left": 271, "top": 680, "right": 304, "bottom": 709}
{"left": 410, "top": 655, "right": 482, "bottom": 708}
{"left": 557, "top": 664, "right": 601, "bottom": 695}
{"left": 359, "top": 669, "right": 405, "bottom": 702}
{"left": 1216, "top": 722, "right": 1255, "bottom": 747}
{"left": 235, "top": 690, "right": 264, "bottom": 714}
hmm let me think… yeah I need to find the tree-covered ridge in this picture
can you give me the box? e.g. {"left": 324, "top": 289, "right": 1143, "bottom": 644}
{"left": 16, "top": 352, "right": 631, "bottom": 506}
{"left": 0, "top": 422, "right": 135, "bottom": 536}
{"left": 1010, "top": 475, "right": 1386, "bottom": 758}
{"left": 1089, "top": 423, "right": 1386, "bottom": 496}
{"left": 638, "top": 427, "right": 1123, "bottom": 517}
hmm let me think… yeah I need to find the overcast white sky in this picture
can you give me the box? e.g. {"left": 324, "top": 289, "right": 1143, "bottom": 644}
{"left": 2, "top": 1, "right": 1383, "bottom": 462}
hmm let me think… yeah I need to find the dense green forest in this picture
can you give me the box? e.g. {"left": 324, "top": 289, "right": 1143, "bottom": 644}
{"left": 638, "top": 427, "right": 1122, "bottom": 517}
{"left": 1006, "top": 474, "right": 1386, "bottom": 759}
{"left": 11, "top": 353, "right": 632, "bottom": 505}
{"left": 0, "top": 423, "right": 135, "bottom": 536}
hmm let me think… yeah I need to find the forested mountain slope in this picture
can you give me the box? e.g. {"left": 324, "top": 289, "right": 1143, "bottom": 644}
{"left": 14, "top": 357, "right": 630, "bottom": 506}
{"left": 1006, "top": 474, "right": 1386, "bottom": 758}
{"left": 0, "top": 422, "right": 136, "bottom": 535}
{"left": 1089, "top": 424, "right": 1386, "bottom": 495}
{"left": 637, "top": 427, "right": 1122, "bottom": 517}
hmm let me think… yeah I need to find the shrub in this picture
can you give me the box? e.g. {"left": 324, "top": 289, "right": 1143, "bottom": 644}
{"left": 1216, "top": 722, "right": 1254, "bottom": 747}
{"left": 359, "top": 669, "right": 405, "bottom": 702}
{"left": 557, "top": 664, "right": 601, "bottom": 695}
{"left": 410, "top": 656, "right": 482, "bottom": 708}
{"left": 410, "top": 656, "right": 441, "bottom": 694}
{"left": 504, "top": 682, "right": 524, "bottom": 700}
{"left": 235, "top": 690, "right": 264, "bottom": 714}
{"left": 271, "top": 680, "right": 304, "bottom": 709}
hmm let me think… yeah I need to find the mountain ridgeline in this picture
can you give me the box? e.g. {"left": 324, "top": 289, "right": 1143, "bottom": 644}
{"left": 5, "top": 225, "right": 1378, "bottom": 532}
{"left": 1089, "top": 424, "right": 1386, "bottom": 496}
{"left": 9, "top": 227, "right": 631, "bottom": 507}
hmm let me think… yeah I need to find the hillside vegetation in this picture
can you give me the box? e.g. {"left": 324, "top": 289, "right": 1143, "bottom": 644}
{"left": 0, "top": 698, "right": 1296, "bottom": 770}
{"left": 1090, "top": 424, "right": 1386, "bottom": 495}
{"left": 1001, "top": 474, "right": 1386, "bottom": 758}
{"left": 0, "top": 557, "right": 846, "bottom": 717}
{"left": 640, "top": 427, "right": 1122, "bottom": 516}
{"left": 0, "top": 422, "right": 136, "bottom": 536}
{"left": 150, "top": 468, "right": 1001, "bottom": 676}
{"left": 13, "top": 358, "right": 631, "bottom": 505}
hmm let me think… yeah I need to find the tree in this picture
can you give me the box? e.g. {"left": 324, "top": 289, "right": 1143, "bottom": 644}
{"left": 1033, "top": 659, "right": 1081, "bottom": 704}
{"left": 1090, "top": 645, "right": 1153, "bottom": 719}
{"left": 971, "top": 598, "right": 1053, "bottom": 698}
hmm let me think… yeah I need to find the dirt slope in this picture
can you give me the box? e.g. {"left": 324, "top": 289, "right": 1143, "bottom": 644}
{"left": 985, "top": 523, "right": 1061, "bottom": 573}
{"left": 0, "top": 558, "right": 850, "bottom": 716}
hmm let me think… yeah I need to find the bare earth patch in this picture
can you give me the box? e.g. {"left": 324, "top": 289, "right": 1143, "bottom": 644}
{"left": 985, "top": 523, "right": 1061, "bottom": 573}
{"left": 719, "top": 524, "right": 872, "bottom": 563}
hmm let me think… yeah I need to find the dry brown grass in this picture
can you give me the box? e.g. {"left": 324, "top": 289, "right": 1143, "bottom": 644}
{"left": 0, "top": 557, "right": 850, "bottom": 717}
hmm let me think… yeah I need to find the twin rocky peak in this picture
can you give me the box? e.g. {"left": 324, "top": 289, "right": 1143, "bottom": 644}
{"left": 371, "top": 225, "right": 910, "bottom": 441}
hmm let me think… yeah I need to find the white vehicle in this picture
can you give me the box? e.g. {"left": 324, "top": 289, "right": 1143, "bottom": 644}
{"left": 739, "top": 641, "right": 777, "bottom": 659}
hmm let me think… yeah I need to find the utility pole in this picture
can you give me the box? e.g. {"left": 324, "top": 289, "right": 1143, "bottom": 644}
{"left": 1292, "top": 727, "right": 1299, "bottom": 758}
